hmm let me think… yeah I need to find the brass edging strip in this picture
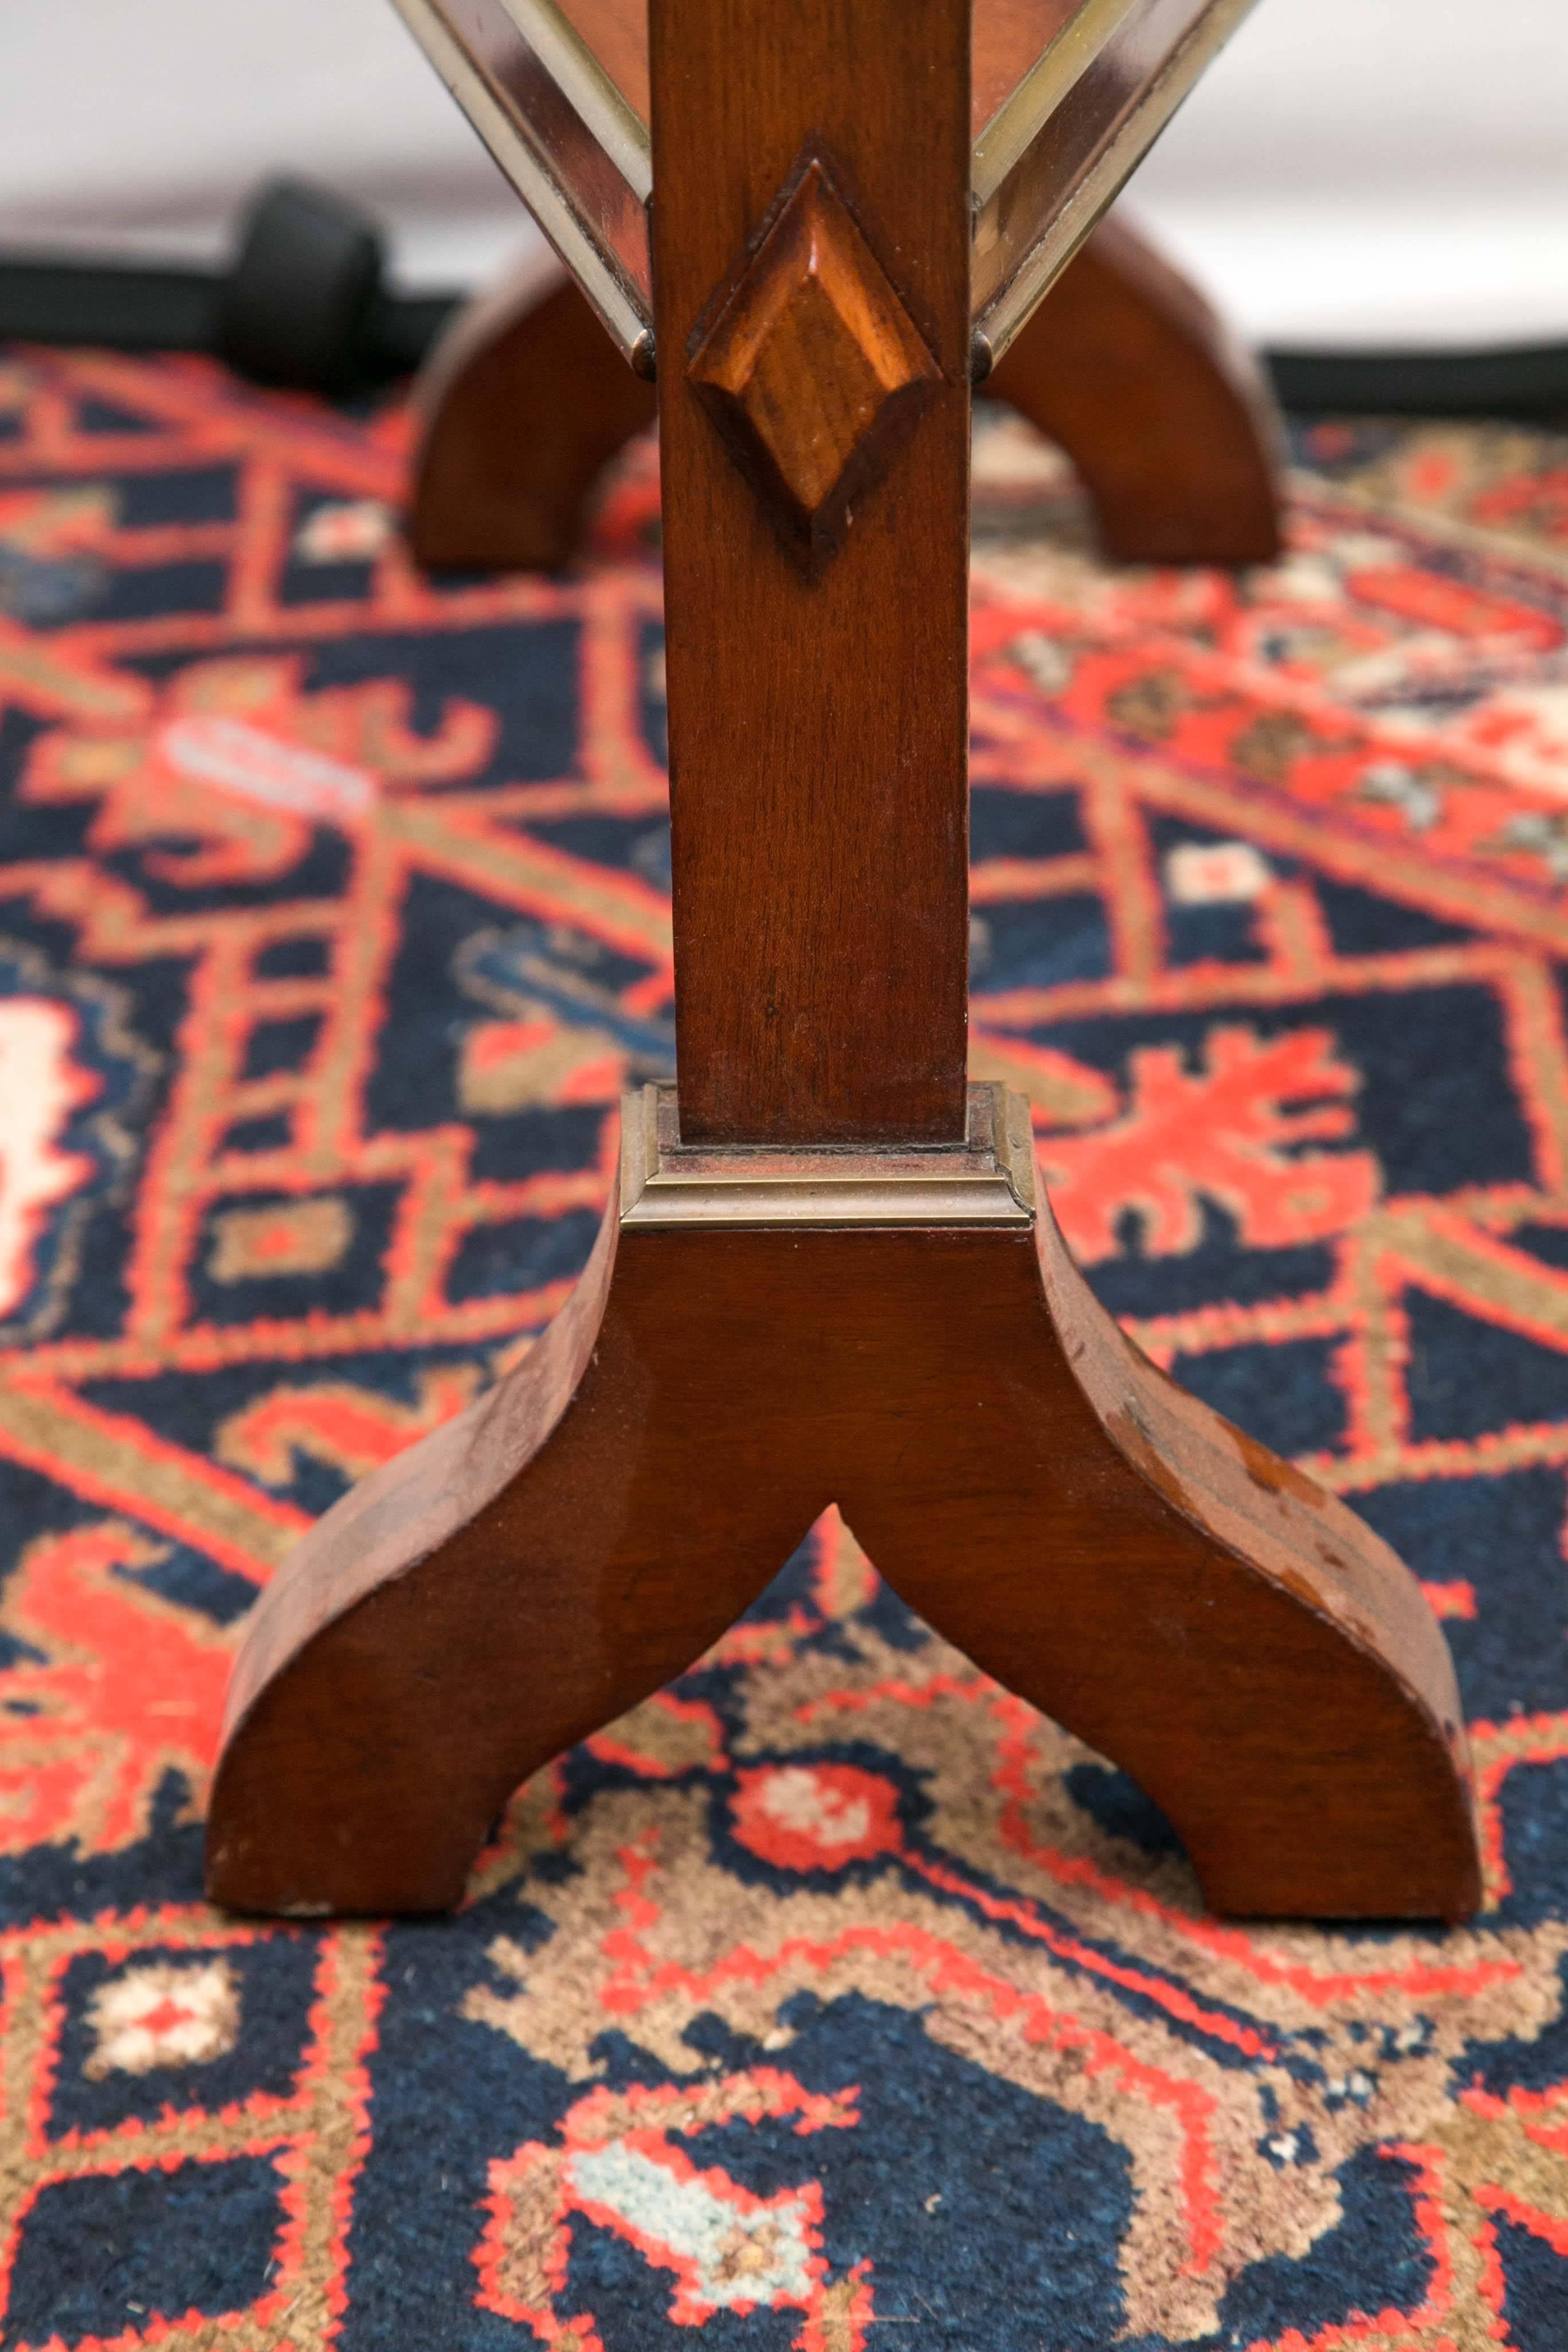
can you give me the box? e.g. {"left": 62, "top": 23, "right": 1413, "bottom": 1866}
{"left": 972, "top": 0, "right": 1143, "bottom": 205}
{"left": 620, "top": 1084, "right": 1037, "bottom": 1230}
{"left": 973, "top": 0, "right": 1260, "bottom": 364}
{"left": 389, "top": 0, "right": 651, "bottom": 362}
{"left": 498, "top": 0, "right": 652, "bottom": 191}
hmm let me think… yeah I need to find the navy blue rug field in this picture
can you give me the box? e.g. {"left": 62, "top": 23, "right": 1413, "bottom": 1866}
{"left": 5, "top": 346, "right": 1568, "bottom": 2348}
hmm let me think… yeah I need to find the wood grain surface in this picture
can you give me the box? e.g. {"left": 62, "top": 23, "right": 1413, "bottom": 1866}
{"left": 989, "top": 211, "right": 1281, "bottom": 566}
{"left": 687, "top": 158, "right": 942, "bottom": 576}
{"left": 409, "top": 271, "right": 658, "bottom": 571}
{"left": 207, "top": 1178, "right": 1479, "bottom": 1922}
{"left": 650, "top": 0, "right": 973, "bottom": 1146}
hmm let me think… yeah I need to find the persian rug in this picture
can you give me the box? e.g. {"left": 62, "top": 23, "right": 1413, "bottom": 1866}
{"left": 3, "top": 346, "right": 1568, "bottom": 2351}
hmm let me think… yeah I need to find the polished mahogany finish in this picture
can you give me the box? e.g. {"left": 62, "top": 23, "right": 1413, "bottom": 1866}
{"left": 987, "top": 213, "right": 1281, "bottom": 565}
{"left": 409, "top": 266, "right": 658, "bottom": 572}
{"left": 207, "top": 1111, "right": 1477, "bottom": 1923}
{"left": 650, "top": 0, "right": 973, "bottom": 1146}
{"left": 686, "top": 157, "right": 942, "bottom": 578}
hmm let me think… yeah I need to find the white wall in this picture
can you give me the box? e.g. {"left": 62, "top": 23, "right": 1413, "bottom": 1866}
{"left": 0, "top": 0, "right": 1563, "bottom": 348}
{"left": 1135, "top": 0, "right": 1568, "bottom": 348}
{"left": 0, "top": 0, "right": 542, "bottom": 291}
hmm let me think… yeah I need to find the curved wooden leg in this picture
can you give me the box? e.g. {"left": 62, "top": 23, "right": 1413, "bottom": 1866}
{"left": 405, "top": 215, "right": 1281, "bottom": 577}
{"left": 865, "top": 1201, "right": 1475, "bottom": 1920}
{"left": 207, "top": 1090, "right": 1478, "bottom": 1923}
{"left": 205, "top": 1199, "right": 827, "bottom": 1915}
{"left": 985, "top": 211, "right": 1284, "bottom": 566}
{"left": 407, "top": 257, "right": 658, "bottom": 573}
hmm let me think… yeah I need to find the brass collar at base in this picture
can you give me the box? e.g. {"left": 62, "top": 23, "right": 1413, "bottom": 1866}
{"left": 619, "top": 1082, "right": 1035, "bottom": 1229}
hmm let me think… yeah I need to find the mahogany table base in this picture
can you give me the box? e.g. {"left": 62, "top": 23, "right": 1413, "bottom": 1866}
{"left": 206, "top": 1087, "right": 1479, "bottom": 1923}
{"left": 407, "top": 215, "right": 1282, "bottom": 577}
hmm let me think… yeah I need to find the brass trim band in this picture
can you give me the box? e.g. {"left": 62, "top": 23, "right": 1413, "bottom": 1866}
{"left": 620, "top": 1081, "right": 1036, "bottom": 1228}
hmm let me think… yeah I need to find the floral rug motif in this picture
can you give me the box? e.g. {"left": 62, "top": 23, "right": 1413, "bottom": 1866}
{"left": 4, "top": 346, "right": 1568, "bottom": 2347}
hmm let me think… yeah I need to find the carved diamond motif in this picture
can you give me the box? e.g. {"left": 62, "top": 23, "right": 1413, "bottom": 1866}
{"left": 688, "top": 160, "right": 942, "bottom": 574}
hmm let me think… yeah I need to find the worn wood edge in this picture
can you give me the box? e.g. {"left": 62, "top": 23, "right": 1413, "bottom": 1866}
{"left": 986, "top": 210, "right": 1283, "bottom": 567}
{"left": 1075, "top": 209, "right": 1284, "bottom": 563}
{"left": 1031, "top": 1183, "right": 1480, "bottom": 1918}
{"left": 410, "top": 245, "right": 569, "bottom": 437}
{"left": 1089, "top": 212, "right": 1279, "bottom": 446}
{"left": 407, "top": 256, "right": 657, "bottom": 573}
{"left": 203, "top": 1196, "right": 619, "bottom": 1907}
